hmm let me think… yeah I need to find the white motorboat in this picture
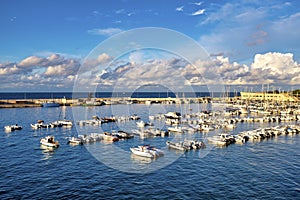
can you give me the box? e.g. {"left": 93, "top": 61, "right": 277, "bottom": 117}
{"left": 167, "top": 126, "right": 183, "bottom": 133}
{"left": 40, "top": 136, "right": 59, "bottom": 148}
{"left": 166, "top": 140, "right": 206, "bottom": 151}
{"left": 183, "top": 140, "right": 206, "bottom": 149}
{"left": 200, "top": 124, "right": 214, "bottom": 132}
{"left": 165, "top": 112, "right": 181, "bottom": 119}
{"left": 4, "top": 124, "right": 22, "bottom": 132}
{"left": 101, "top": 132, "right": 119, "bottom": 142}
{"left": 57, "top": 120, "right": 73, "bottom": 127}
{"left": 130, "top": 147, "right": 154, "bottom": 158}
{"left": 130, "top": 145, "right": 164, "bottom": 158}
{"left": 31, "top": 123, "right": 41, "bottom": 129}
{"left": 136, "top": 121, "right": 146, "bottom": 128}
{"left": 68, "top": 137, "right": 83, "bottom": 145}
{"left": 207, "top": 136, "right": 228, "bottom": 146}
{"left": 112, "top": 130, "right": 134, "bottom": 139}
{"left": 50, "top": 121, "right": 63, "bottom": 127}
{"left": 208, "top": 133, "right": 236, "bottom": 146}
{"left": 136, "top": 121, "right": 152, "bottom": 128}
{"left": 31, "top": 120, "right": 46, "bottom": 129}
{"left": 234, "top": 135, "right": 246, "bottom": 144}
{"left": 166, "top": 141, "right": 189, "bottom": 151}
{"left": 223, "top": 123, "right": 236, "bottom": 129}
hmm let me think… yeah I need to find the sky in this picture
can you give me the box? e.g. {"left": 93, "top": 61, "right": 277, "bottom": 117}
{"left": 1, "top": 0, "right": 300, "bottom": 92}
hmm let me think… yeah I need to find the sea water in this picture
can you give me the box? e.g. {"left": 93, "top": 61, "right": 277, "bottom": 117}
{"left": 0, "top": 104, "right": 299, "bottom": 199}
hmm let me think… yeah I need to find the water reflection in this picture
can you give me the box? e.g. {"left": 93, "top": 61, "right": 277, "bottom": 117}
{"left": 130, "top": 154, "right": 152, "bottom": 164}
{"left": 40, "top": 144, "right": 56, "bottom": 161}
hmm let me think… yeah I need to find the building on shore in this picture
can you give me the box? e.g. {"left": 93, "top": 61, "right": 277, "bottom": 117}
{"left": 240, "top": 92, "right": 299, "bottom": 102}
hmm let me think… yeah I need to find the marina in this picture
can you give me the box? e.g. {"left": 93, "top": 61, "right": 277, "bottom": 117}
{"left": 2, "top": 0, "right": 300, "bottom": 198}
{"left": 1, "top": 96, "right": 300, "bottom": 199}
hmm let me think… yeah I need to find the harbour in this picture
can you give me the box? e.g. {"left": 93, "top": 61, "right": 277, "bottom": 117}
{"left": 2, "top": 0, "right": 300, "bottom": 199}
{"left": 1, "top": 99, "right": 299, "bottom": 199}
{"left": 0, "top": 90, "right": 299, "bottom": 108}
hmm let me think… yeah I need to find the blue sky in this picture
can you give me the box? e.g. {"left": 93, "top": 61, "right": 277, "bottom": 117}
{"left": 1, "top": 0, "right": 300, "bottom": 91}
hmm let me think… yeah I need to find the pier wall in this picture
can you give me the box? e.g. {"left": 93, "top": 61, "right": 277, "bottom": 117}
{"left": 1, "top": 94, "right": 298, "bottom": 108}
{"left": 0, "top": 97, "right": 214, "bottom": 108}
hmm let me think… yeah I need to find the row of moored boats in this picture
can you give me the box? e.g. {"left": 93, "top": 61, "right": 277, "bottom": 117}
{"left": 207, "top": 124, "right": 300, "bottom": 147}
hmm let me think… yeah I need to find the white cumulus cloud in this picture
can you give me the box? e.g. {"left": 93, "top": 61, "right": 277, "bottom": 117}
{"left": 18, "top": 56, "right": 47, "bottom": 67}
{"left": 97, "top": 53, "right": 113, "bottom": 64}
{"left": 1, "top": 51, "right": 300, "bottom": 91}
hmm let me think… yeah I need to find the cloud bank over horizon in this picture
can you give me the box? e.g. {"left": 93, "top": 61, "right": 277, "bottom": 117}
{"left": 0, "top": 51, "right": 299, "bottom": 91}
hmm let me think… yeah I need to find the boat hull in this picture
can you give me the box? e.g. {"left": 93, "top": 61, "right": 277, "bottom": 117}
{"left": 130, "top": 147, "right": 154, "bottom": 158}
{"left": 166, "top": 141, "right": 188, "bottom": 151}
{"left": 40, "top": 138, "right": 59, "bottom": 148}
{"left": 68, "top": 137, "right": 83, "bottom": 145}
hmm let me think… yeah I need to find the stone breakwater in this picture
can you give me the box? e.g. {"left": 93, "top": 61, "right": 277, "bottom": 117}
{"left": 0, "top": 97, "right": 214, "bottom": 108}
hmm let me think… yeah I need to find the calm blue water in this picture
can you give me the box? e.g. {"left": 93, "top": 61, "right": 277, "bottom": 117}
{"left": 0, "top": 104, "right": 299, "bottom": 199}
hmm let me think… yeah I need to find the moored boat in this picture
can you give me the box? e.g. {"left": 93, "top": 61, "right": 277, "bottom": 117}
{"left": 166, "top": 140, "right": 205, "bottom": 151}
{"left": 167, "top": 126, "right": 184, "bottom": 133}
{"left": 112, "top": 130, "right": 134, "bottom": 139}
{"left": 40, "top": 136, "right": 59, "bottom": 148}
{"left": 31, "top": 120, "right": 46, "bottom": 129}
{"left": 57, "top": 120, "right": 73, "bottom": 127}
{"left": 166, "top": 141, "right": 189, "bottom": 151}
{"left": 101, "top": 132, "right": 119, "bottom": 142}
{"left": 136, "top": 120, "right": 146, "bottom": 128}
{"left": 130, "top": 145, "right": 164, "bottom": 158}
{"left": 68, "top": 137, "right": 83, "bottom": 145}
{"left": 4, "top": 124, "right": 22, "bottom": 132}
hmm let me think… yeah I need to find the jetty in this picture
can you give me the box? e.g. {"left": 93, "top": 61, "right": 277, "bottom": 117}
{"left": 0, "top": 97, "right": 214, "bottom": 108}
{"left": 0, "top": 91, "right": 299, "bottom": 108}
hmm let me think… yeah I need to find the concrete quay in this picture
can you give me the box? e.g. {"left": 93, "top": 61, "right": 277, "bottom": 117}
{"left": 0, "top": 97, "right": 215, "bottom": 108}
{"left": 0, "top": 95, "right": 299, "bottom": 109}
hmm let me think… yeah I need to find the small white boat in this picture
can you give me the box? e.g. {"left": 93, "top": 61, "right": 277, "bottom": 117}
{"left": 200, "top": 124, "right": 214, "bottom": 132}
{"left": 165, "top": 112, "right": 181, "bottom": 119}
{"left": 223, "top": 123, "right": 236, "bottom": 129}
{"left": 183, "top": 140, "right": 206, "bottom": 149}
{"left": 166, "top": 141, "right": 189, "bottom": 151}
{"left": 130, "top": 145, "right": 163, "bottom": 158}
{"left": 57, "top": 120, "right": 73, "bottom": 127}
{"left": 167, "top": 126, "right": 183, "bottom": 133}
{"left": 130, "top": 114, "right": 140, "bottom": 120}
{"left": 40, "top": 136, "right": 59, "bottom": 148}
{"left": 31, "top": 120, "right": 45, "bottom": 129}
{"left": 68, "top": 137, "right": 83, "bottom": 145}
{"left": 4, "top": 124, "right": 22, "bottom": 132}
{"left": 50, "top": 121, "right": 63, "bottom": 127}
{"left": 167, "top": 140, "right": 205, "bottom": 151}
{"left": 112, "top": 131, "right": 134, "bottom": 139}
{"left": 130, "top": 147, "right": 154, "bottom": 158}
{"left": 136, "top": 121, "right": 146, "bottom": 128}
{"left": 101, "top": 132, "right": 119, "bottom": 142}
{"left": 145, "top": 145, "right": 164, "bottom": 157}
{"left": 234, "top": 135, "right": 246, "bottom": 144}
{"left": 207, "top": 136, "right": 228, "bottom": 146}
